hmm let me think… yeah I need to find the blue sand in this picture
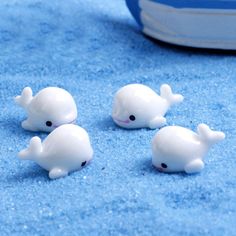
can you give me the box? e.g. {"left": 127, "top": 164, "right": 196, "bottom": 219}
{"left": 0, "top": 0, "right": 235, "bottom": 235}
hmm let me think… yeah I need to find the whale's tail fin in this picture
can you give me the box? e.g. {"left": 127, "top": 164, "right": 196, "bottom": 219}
{"left": 197, "top": 124, "right": 225, "bottom": 146}
{"left": 18, "top": 137, "right": 42, "bottom": 160}
{"left": 15, "top": 87, "right": 33, "bottom": 109}
{"left": 160, "top": 84, "right": 184, "bottom": 107}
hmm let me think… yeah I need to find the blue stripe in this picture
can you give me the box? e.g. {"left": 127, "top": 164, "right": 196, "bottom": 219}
{"left": 150, "top": 0, "right": 236, "bottom": 9}
{"left": 125, "top": 0, "right": 236, "bottom": 29}
{"left": 125, "top": 0, "right": 142, "bottom": 27}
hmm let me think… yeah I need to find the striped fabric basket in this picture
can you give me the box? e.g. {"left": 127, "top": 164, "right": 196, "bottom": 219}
{"left": 126, "top": 0, "right": 236, "bottom": 49}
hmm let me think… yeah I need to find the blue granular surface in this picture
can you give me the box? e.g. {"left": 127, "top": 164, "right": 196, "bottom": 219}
{"left": 0, "top": 1, "right": 235, "bottom": 235}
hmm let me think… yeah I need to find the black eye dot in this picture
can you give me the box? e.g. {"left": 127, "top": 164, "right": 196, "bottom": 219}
{"left": 81, "top": 161, "right": 87, "bottom": 167}
{"left": 161, "top": 163, "right": 168, "bottom": 168}
{"left": 46, "top": 121, "right": 52, "bottom": 127}
{"left": 129, "top": 115, "right": 136, "bottom": 121}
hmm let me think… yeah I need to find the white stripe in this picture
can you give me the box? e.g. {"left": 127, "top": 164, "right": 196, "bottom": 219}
{"left": 139, "top": 0, "right": 236, "bottom": 49}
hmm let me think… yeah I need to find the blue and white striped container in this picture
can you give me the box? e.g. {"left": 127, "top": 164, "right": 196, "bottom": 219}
{"left": 126, "top": 0, "right": 236, "bottom": 49}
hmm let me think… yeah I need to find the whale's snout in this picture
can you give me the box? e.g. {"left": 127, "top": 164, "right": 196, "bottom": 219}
{"left": 113, "top": 117, "right": 130, "bottom": 125}
{"left": 156, "top": 167, "right": 164, "bottom": 172}
{"left": 154, "top": 162, "right": 168, "bottom": 172}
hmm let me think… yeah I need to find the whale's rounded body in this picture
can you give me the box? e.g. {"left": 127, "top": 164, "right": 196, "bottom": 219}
{"left": 19, "top": 124, "right": 93, "bottom": 179}
{"left": 112, "top": 84, "right": 183, "bottom": 129}
{"left": 152, "top": 126, "right": 207, "bottom": 173}
{"left": 38, "top": 124, "right": 93, "bottom": 172}
{"left": 15, "top": 87, "right": 77, "bottom": 132}
{"left": 152, "top": 124, "right": 225, "bottom": 173}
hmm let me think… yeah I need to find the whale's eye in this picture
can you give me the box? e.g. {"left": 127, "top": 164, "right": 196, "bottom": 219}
{"left": 81, "top": 161, "right": 87, "bottom": 167}
{"left": 129, "top": 115, "right": 136, "bottom": 121}
{"left": 161, "top": 163, "right": 168, "bottom": 169}
{"left": 46, "top": 121, "right": 52, "bottom": 127}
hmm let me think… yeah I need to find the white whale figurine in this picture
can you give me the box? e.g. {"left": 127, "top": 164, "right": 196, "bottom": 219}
{"left": 152, "top": 124, "right": 225, "bottom": 174}
{"left": 112, "top": 84, "right": 183, "bottom": 129}
{"left": 18, "top": 124, "right": 93, "bottom": 179}
{"left": 15, "top": 87, "right": 77, "bottom": 132}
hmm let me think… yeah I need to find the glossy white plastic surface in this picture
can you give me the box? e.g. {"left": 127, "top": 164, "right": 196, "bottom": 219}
{"left": 152, "top": 124, "right": 225, "bottom": 174}
{"left": 18, "top": 124, "right": 93, "bottom": 179}
{"left": 112, "top": 84, "right": 183, "bottom": 129}
{"left": 15, "top": 87, "right": 77, "bottom": 132}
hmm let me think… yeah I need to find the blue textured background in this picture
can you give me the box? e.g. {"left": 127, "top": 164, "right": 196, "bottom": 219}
{"left": 0, "top": 1, "right": 235, "bottom": 235}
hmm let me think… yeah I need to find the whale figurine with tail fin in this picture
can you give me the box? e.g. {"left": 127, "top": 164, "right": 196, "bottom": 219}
{"left": 152, "top": 124, "right": 225, "bottom": 173}
{"left": 15, "top": 87, "right": 77, "bottom": 132}
{"left": 18, "top": 124, "right": 93, "bottom": 179}
{"left": 112, "top": 84, "right": 183, "bottom": 129}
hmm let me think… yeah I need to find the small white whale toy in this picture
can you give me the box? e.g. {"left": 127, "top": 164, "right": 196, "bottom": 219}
{"left": 15, "top": 87, "right": 77, "bottom": 132}
{"left": 18, "top": 124, "right": 93, "bottom": 179}
{"left": 112, "top": 84, "right": 183, "bottom": 129}
{"left": 152, "top": 124, "right": 225, "bottom": 174}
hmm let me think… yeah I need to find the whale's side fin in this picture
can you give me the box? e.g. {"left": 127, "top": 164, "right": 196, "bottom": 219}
{"left": 18, "top": 136, "right": 42, "bottom": 160}
{"left": 149, "top": 116, "right": 166, "bottom": 129}
{"left": 160, "top": 84, "right": 184, "bottom": 107}
{"left": 49, "top": 168, "right": 68, "bottom": 179}
{"left": 184, "top": 159, "right": 204, "bottom": 174}
{"left": 197, "top": 124, "right": 225, "bottom": 146}
{"left": 15, "top": 87, "right": 33, "bottom": 109}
